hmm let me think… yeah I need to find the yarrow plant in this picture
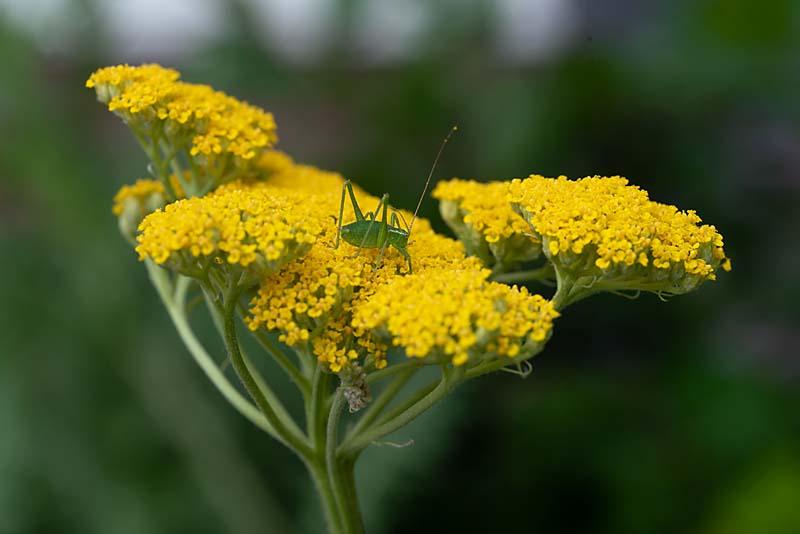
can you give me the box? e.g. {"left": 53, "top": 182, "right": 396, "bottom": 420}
{"left": 88, "top": 64, "right": 731, "bottom": 533}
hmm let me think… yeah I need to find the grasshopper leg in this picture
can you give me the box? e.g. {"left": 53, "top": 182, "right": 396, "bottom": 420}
{"left": 373, "top": 196, "right": 391, "bottom": 267}
{"left": 358, "top": 195, "right": 387, "bottom": 249}
{"left": 394, "top": 245, "right": 413, "bottom": 273}
{"left": 336, "top": 181, "right": 352, "bottom": 248}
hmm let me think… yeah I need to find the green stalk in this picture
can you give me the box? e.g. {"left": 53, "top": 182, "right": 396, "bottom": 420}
{"left": 339, "top": 367, "right": 464, "bottom": 457}
{"left": 228, "top": 275, "right": 309, "bottom": 397}
{"left": 371, "top": 379, "right": 439, "bottom": 428}
{"left": 221, "top": 282, "right": 312, "bottom": 459}
{"left": 160, "top": 139, "right": 192, "bottom": 196}
{"left": 306, "top": 459, "right": 344, "bottom": 534}
{"left": 248, "top": 319, "right": 311, "bottom": 398}
{"left": 336, "top": 456, "right": 362, "bottom": 534}
{"left": 307, "top": 367, "right": 344, "bottom": 532}
{"left": 327, "top": 391, "right": 350, "bottom": 529}
{"left": 132, "top": 127, "right": 178, "bottom": 199}
{"left": 551, "top": 266, "right": 575, "bottom": 310}
{"left": 365, "top": 360, "right": 422, "bottom": 384}
{"left": 201, "top": 280, "right": 305, "bottom": 440}
{"left": 347, "top": 369, "right": 414, "bottom": 440}
{"left": 464, "top": 347, "right": 544, "bottom": 380}
{"left": 327, "top": 390, "right": 365, "bottom": 534}
{"left": 145, "top": 262, "right": 278, "bottom": 437}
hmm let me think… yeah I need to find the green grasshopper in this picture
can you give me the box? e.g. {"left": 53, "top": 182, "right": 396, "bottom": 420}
{"left": 335, "top": 127, "right": 457, "bottom": 273}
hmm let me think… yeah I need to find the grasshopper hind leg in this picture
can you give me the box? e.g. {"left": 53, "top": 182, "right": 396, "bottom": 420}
{"left": 395, "top": 246, "right": 413, "bottom": 274}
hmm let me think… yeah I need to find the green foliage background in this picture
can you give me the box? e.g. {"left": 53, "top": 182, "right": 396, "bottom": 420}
{"left": 1, "top": 1, "right": 799, "bottom": 532}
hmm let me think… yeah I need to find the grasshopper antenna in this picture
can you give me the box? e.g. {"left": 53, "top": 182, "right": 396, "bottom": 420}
{"left": 408, "top": 125, "right": 458, "bottom": 237}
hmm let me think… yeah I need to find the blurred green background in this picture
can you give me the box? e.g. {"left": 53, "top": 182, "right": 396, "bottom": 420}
{"left": 1, "top": 0, "right": 799, "bottom": 532}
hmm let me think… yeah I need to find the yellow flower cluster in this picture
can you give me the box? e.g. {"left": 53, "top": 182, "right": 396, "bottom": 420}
{"left": 87, "top": 64, "right": 278, "bottom": 162}
{"left": 508, "top": 175, "right": 730, "bottom": 293}
{"left": 247, "top": 244, "right": 365, "bottom": 348}
{"left": 433, "top": 178, "right": 541, "bottom": 269}
{"left": 246, "top": 156, "right": 488, "bottom": 372}
{"left": 136, "top": 181, "right": 324, "bottom": 279}
{"left": 248, "top": 218, "right": 480, "bottom": 372}
{"left": 353, "top": 268, "right": 559, "bottom": 366}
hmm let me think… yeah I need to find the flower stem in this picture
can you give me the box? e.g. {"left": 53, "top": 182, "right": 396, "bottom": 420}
{"left": 306, "top": 369, "right": 365, "bottom": 533}
{"left": 464, "top": 345, "right": 545, "bottom": 380}
{"left": 365, "top": 360, "right": 422, "bottom": 384}
{"left": 145, "top": 262, "right": 277, "bottom": 437}
{"left": 551, "top": 266, "right": 582, "bottom": 310}
{"left": 336, "top": 457, "right": 362, "bottom": 534}
{"left": 327, "top": 390, "right": 363, "bottom": 533}
{"left": 200, "top": 279, "right": 305, "bottom": 439}
{"left": 306, "top": 459, "right": 344, "bottom": 534}
{"left": 249, "top": 325, "right": 311, "bottom": 398}
{"left": 339, "top": 366, "right": 463, "bottom": 457}
{"left": 221, "top": 282, "right": 313, "bottom": 459}
{"left": 372, "top": 380, "right": 439, "bottom": 428}
{"left": 325, "top": 388, "right": 351, "bottom": 532}
{"left": 347, "top": 369, "right": 414, "bottom": 441}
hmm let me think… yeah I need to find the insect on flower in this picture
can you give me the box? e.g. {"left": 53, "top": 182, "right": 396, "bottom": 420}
{"left": 335, "top": 126, "right": 458, "bottom": 273}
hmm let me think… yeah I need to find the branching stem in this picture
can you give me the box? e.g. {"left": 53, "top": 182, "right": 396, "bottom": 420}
{"left": 339, "top": 366, "right": 464, "bottom": 457}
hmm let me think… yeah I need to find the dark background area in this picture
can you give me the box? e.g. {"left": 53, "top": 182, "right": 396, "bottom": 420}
{"left": 1, "top": 0, "right": 799, "bottom": 532}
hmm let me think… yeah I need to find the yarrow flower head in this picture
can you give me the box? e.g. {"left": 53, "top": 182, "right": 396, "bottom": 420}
{"left": 87, "top": 64, "right": 278, "bottom": 196}
{"left": 136, "top": 181, "right": 324, "bottom": 283}
{"left": 353, "top": 268, "right": 559, "bottom": 367}
{"left": 243, "top": 155, "right": 560, "bottom": 375}
{"left": 248, "top": 214, "right": 482, "bottom": 373}
{"left": 433, "top": 178, "right": 541, "bottom": 270}
{"left": 245, "top": 155, "right": 485, "bottom": 373}
{"left": 508, "top": 175, "right": 731, "bottom": 301}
